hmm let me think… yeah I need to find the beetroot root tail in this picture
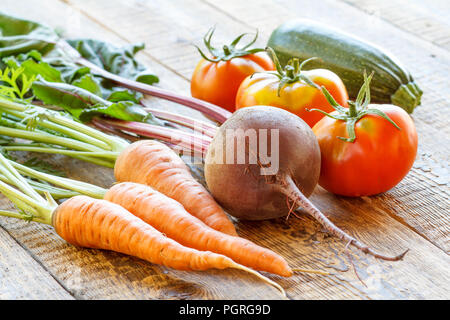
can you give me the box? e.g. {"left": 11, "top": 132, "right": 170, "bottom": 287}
{"left": 279, "top": 175, "right": 409, "bottom": 262}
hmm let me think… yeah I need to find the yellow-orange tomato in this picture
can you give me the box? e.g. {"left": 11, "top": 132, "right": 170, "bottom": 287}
{"left": 235, "top": 69, "right": 348, "bottom": 128}
{"left": 312, "top": 104, "right": 418, "bottom": 196}
{"left": 191, "top": 52, "right": 275, "bottom": 113}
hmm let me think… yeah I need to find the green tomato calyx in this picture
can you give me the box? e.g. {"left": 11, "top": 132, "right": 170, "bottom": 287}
{"left": 195, "top": 27, "right": 265, "bottom": 62}
{"left": 309, "top": 71, "right": 401, "bottom": 143}
{"left": 265, "top": 47, "right": 319, "bottom": 97}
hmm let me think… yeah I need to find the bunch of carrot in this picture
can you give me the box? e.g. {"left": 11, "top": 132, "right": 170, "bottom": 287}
{"left": 0, "top": 150, "right": 292, "bottom": 295}
{"left": 0, "top": 49, "right": 332, "bottom": 296}
{"left": 0, "top": 109, "right": 332, "bottom": 296}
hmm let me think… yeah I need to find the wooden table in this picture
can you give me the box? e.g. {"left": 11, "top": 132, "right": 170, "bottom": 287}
{"left": 0, "top": 0, "right": 449, "bottom": 300}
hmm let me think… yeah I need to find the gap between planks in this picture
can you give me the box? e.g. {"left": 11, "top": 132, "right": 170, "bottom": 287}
{"left": 0, "top": 223, "right": 77, "bottom": 298}
{"left": 0, "top": 219, "right": 75, "bottom": 299}
{"left": 340, "top": 0, "right": 450, "bottom": 52}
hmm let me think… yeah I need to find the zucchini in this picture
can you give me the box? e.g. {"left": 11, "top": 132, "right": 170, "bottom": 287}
{"left": 267, "top": 19, "right": 422, "bottom": 113}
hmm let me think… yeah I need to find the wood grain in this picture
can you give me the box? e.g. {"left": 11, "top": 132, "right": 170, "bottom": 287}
{"left": 0, "top": 219, "right": 74, "bottom": 299}
{"left": 0, "top": 0, "right": 448, "bottom": 300}
{"left": 342, "top": 0, "right": 450, "bottom": 51}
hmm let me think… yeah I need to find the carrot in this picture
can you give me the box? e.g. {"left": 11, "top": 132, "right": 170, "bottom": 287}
{"left": 54, "top": 196, "right": 238, "bottom": 271}
{"left": 114, "top": 140, "right": 238, "bottom": 236}
{"left": 0, "top": 188, "right": 284, "bottom": 295}
{"left": 55, "top": 196, "right": 283, "bottom": 295}
{"left": 0, "top": 98, "right": 235, "bottom": 236}
{"left": 104, "top": 182, "right": 293, "bottom": 277}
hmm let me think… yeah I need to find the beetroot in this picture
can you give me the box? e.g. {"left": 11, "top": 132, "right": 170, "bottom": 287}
{"left": 205, "top": 106, "right": 407, "bottom": 261}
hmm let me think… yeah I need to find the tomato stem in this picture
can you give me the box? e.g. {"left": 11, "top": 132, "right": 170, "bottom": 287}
{"left": 310, "top": 71, "right": 401, "bottom": 143}
{"left": 348, "top": 102, "right": 358, "bottom": 117}
{"left": 223, "top": 45, "right": 232, "bottom": 56}
{"left": 195, "top": 27, "right": 265, "bottom": 62}
{"left": 265, "top": 47, "right": 319, "bottom": 96}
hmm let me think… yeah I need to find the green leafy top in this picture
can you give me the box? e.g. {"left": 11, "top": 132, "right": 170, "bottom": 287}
{"left": 31, "top": 78, "right": 164, "bottom": 125}
{"left": 0, "top": 12, "right": 159, "bottom": 99}
{"left": 0, "top": 65, "right": 164, "bottom": 134}
{"left": 67, "top": 39, "right": 159, "bottom": 92}
{"left": 309, "top": 71, "right": 401, "bottom": 143}
{"left": 196, "top": 27, "right": 265, "bottom": 62}
{"left": 0, "top": 12, "right": 165, "bottom": 126}
{"left": 0, "top": 12, "right": 58, "bottom": 58}
{"left": 0, "top": 67, "right": 35, "bottom": 100}
{"left": 264, "top": 47, "right": 318, "bottom": 96}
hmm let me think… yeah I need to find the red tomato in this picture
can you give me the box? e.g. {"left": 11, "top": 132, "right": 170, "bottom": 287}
{"left": 235, "top": 68, "right": 348, "bottom": 128}
{"left": 313, "top": 104, "right": 418, "bottom": 196}
{"left": 191, "top": 52, "right": 275, "bottom": 113}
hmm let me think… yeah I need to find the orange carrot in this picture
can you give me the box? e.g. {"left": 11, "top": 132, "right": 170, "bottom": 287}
{"left": 114, "top": 140, "right": 238, "bottom": 236}
{"left": 53, "top": 195, "right": 284, "bottom": 295}
{"left": 104, "top": 182, "right": 293, "bottom": 277}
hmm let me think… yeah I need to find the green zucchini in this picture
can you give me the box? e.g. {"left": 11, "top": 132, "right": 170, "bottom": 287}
{"left": 267, "top": 19, "right": 422, "bottom": 113}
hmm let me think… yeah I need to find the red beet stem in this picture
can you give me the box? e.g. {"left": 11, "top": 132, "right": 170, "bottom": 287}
{"left": 98, "top": 118, "right": 209, "bottom": 156}
{"left": 72, "top": 55, "right": 231, "bottom": 123}
{"left": 141, "top": 104, "right": 218, "bottom": 137}
{"left": 91, "top": 118, "right": 140, "bottom": 142}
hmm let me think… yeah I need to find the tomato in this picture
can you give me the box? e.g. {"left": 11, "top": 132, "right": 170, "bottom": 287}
{"left": 191, "top": 52, "right": 275, "bottom": 112}
{"left": 236, "top": 68, "right": 349, "bottom": 128}
{"left": 312, "top": 74, "right": 418, "bottom": 197}
{"left": 190, "top": 29, "right": 275, "bottom": 113}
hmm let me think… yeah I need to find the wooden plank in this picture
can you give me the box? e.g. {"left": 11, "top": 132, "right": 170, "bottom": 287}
{"left": 244, "top": 188, "right": 450, "bottom": 299}
{"left": 62, "top": 0, "right": 265, "bottom": 81}
{"left": 0, "top": 220, "right": 74, "bottom": 299}
{"left": 341, "top": 0, "right": 450, "bottom": 51}
{"left": 51, "top": 0, "right": 450, "bottom": 299}
{"left": 0, "top": 0, "right": 283, "bottom": 300}
{"left": 0, "top": 217, "right": 286, "bottom": 300}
